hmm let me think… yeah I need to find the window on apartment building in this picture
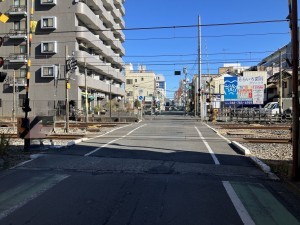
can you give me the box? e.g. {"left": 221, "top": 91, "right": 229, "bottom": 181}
{"left": 0, "top": 99, "right": 2, "bottom": 107}
{"left": 19, "top": 94, "right": 26, "bottom": 107}
{"left": 19, "top": 45, "right": 26, "bottom": 54}
{"left": 283, "top": 81, "right": 287, "bottom": 88}
{"left": 141, "top": 77, "right": 144, "bottom": 81}
{"left": 13, "top": 21, "right": 25, "bottom": 33}
{"left": 135, "top": 79, "right": 137, "bottom": 83}
{"left": 13, "top": 0, "right": 20, "bottom": 6}
{"left": 41, "top": 17, "right": 57, "bottom": 29}
{"left": 14, "top": 21, "right": 20, "bottom": 30}
{"left": 126, "top": 79, "right": 133, "bottom": 85}
{"left": 19, "top": 68, "right": 26, "bottom": 78}
{"left": 127, "top": 91, "right": 133, "bottom": 97}
{"left": 41, "top": 41, "right": 57, "bottom": 53}
{"left": 41, "top": 65, "right": 57, "bottom": 77}
{"left": 41, "top": 0, "right": 56, "bottom": 4}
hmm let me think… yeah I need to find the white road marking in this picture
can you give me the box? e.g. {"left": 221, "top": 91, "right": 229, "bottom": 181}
{"left": 91, "top": 124, "right": 133, "bottom": 139}
{"left": 195, "top": 126, "right": 220, "bottom": 165}
{"left": 0, "top": 174, "right": 69, "bottom": 221}
{"left": 222, "top": 181, "right": 256, "bottom": 225}
{"left": 84, "top": 124, "right": 147, "bottom": 156}
{"left": 204, "top": 123, "right": 231, "bottom": 143}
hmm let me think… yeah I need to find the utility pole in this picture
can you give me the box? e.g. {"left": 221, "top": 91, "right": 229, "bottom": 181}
{"left": 65, "top": 45, "right": 69, "bottom": 133}
{"left": 183, "top": 67, "right": 187, "bottom": 115}
{"left": 13, "top": 70, "right": 16, "bottom": 130}
{"left": 289, "top": 0, "right": 300, "bottom": 180}
{"left": 84, "top": 58, "right": 88, "bottom": 122}
{"left": 109, "top": 81, "right": 112, "bottom": 119}
{"left": 22, "top": 0, "right": 33, "bottom": 150}
{"left": 198, "top": 15, "right": 202, "bottom": 118}
{"left": 279, "top": 50, "right": 283, "bottom": 115}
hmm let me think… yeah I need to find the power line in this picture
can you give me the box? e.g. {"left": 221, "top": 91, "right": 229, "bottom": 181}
{"left": 2, "top": 50, "right": 284, "bottom": 59}
{"left": 0, "top": 18, "right": 289, "bottom": 36}
{"left": 126, "top": 31, "right": 290, "bottom": 41}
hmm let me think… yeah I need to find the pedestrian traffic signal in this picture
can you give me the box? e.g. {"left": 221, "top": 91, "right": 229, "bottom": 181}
{"left": 0, "top": 57, "right": 4, "bottom": 68}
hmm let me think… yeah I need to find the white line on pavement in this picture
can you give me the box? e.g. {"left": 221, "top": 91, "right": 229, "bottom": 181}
{"left": 84, "top": 124, "right": 147, "bottom": 157}
{"left": 195, "top": 126, "right": 220, "bottom": 165}
{"left": 222, "top": 181, "right": 256, "bottom": 225}
{"left": 204, "top": 123, "right": 231, "bottom": 143}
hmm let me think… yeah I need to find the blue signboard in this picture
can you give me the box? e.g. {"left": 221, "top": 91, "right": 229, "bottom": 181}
{"left": 224, "top": 77, "right": 237, "bottom": 101}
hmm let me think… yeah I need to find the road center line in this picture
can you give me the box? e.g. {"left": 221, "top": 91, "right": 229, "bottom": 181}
{"left": 195, "top": 126, "right": 220, "bottom": 165}
{"left": 84, "top": 124, "right": 147, "bottom": 157}
{"left": 222, "top": 181, "right": 256, "bottom": 225}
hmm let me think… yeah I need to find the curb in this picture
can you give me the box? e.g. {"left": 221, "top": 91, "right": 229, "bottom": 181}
{"left": 231, "top": 141, "right": 251, "bottom": 155}
{"left": 204, "top": 122, "right": 280, "bottom": 180}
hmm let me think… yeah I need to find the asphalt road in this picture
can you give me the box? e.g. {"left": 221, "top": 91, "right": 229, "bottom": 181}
{"left": 0, "top": 115, "right": 300, "bottom": 225}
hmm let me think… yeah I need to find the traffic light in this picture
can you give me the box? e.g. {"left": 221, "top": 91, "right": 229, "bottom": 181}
{"left": 0, "top": 57, "right": 4, "bottom": 68}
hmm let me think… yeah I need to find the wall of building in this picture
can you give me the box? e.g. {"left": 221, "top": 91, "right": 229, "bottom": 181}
{"left": 0, "top": 0, "right": 126, "bottom": 116}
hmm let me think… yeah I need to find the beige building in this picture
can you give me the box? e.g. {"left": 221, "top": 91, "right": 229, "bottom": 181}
{"left": 124, "top": 64, "right": 156, "bottom": 108}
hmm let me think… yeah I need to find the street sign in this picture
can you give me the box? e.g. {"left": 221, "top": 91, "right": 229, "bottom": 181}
{"left": 138, "top": 96, "right": 143, "bottom": 101}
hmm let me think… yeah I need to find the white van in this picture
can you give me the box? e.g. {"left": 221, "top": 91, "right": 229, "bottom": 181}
{"left": 264, "top": 102, "right": 279, "bottom": 116}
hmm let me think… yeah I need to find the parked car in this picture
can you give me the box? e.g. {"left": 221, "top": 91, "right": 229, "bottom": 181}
{"left": 264, "top": 102, "right": 279, "bottom": 116}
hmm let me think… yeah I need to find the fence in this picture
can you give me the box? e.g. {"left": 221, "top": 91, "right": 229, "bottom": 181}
{"left": 213, "top": 107, "right": 291, "bottom": 123}
{"left": 0, "top": 100, "right": 135, "bottom": 119}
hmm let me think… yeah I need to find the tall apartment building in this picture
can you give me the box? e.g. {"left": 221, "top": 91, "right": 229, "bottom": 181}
{"left": 0, "top": 0, "right": 125, "bottom": 117}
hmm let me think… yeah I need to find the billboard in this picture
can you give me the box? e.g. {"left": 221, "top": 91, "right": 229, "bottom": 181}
{"left": 224, "top": 76, "right": 264, "bottom": 105}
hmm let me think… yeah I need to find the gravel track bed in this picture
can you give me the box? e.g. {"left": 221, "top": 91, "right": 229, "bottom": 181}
{"left": 215, "top": 124, "right": 292, "bottom": 162}
{"left": 0, "top": 126, "right": 116, "bottom": 169}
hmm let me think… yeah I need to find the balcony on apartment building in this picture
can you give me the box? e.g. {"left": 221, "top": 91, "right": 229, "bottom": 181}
{"left": 6, "top": 5, "right": 27, "bottom": 16}
{"left": 76, "top": 26, "right": 124, "bottom": 62}
{"left": 76, "top": 50, "right": 123, "bottom": 83}
{"left": 8, "top": 29, "right": 27, "bottom": 39}
{"left": 75, "top": 3, "right": 115, "bottom": 42}
{"left": 76, "top": 75, "right": 124, "bottom": 96}
{"left": 81, "top": 0, "right": 125, "bottom": 42}
{"left": 113, "top": 0, "right": 125, "bottom": 16}
{"left": 5, "top": 76, "right": 27, "bottom": 87}
{"left": 7, "top": 53, "right": 27, "bottom": 63}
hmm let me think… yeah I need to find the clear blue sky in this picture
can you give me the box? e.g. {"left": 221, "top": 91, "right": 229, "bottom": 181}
{"left": 123, "top": 0, "right": 294, "bottom": 98}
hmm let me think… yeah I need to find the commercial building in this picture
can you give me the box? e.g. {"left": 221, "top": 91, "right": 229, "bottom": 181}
{"left": 124, "top": 64, "right": 166, "bottom": 110}
{"left": 124, "top": 64, "right": 156, "bottom": 108}
{"left": 0, "top": 0, "right": 125, "bottom": 117}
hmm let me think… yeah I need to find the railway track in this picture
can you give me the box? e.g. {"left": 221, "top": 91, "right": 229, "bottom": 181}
{"left": 242, "top": 137, "right": 291, "bottom": 143}
{"left": 2, "top": 133, "right": 85, "bottom": 140}
{"left": 220, "top": 125, "right": 291, "bottom": 130}
{"left": 0, "top": 121, "right": 122, "bottom": 128}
